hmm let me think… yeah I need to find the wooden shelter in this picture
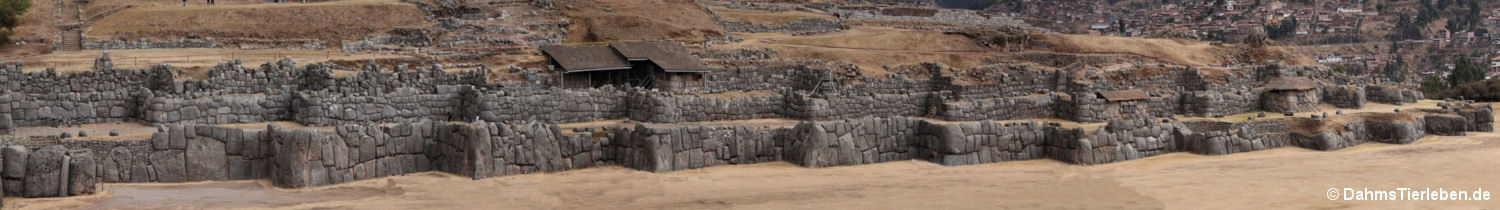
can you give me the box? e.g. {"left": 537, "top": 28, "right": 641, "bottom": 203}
{"left": 540, "top": 41, "right": 708, "bottom": 91}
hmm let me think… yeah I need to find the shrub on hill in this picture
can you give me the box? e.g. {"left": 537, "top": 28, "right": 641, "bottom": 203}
{"left": 0, "top": 0, "right": 30, "bottom": 45}
{"left": 1436, "top": 79, "right": 1500, "bottom": 101}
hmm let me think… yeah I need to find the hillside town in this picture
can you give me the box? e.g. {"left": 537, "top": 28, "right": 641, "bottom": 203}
{"left": 994, "top": 0, "right": 1500, "bottom": 78}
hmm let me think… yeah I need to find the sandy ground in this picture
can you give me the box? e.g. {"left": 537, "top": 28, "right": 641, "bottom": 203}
{"left": 7, "top": 122, "right": 157, "bottom": 142}
{"left": 5, "top": 102, "right": 1497, "bottom": 210}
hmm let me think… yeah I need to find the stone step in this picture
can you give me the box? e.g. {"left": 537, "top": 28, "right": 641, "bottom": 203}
{"left": 59, "top": 30, "right": 83, "bottom": 51}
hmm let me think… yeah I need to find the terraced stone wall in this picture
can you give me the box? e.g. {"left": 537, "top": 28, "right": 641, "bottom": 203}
{"left": 141, "top": 92, "right": 293, "bottom": 125}
{"left": 626, "top": 92, "right": 785, "bottom": 123}
{"left": 294, "top": 86, "right": 466, "bottom": 125}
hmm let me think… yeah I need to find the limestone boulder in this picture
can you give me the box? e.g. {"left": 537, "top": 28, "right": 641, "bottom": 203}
{"left": 148, "top": 150, "right": 186, "bottom": 182}
{"left": 24, "top": 145, "right": 65, "bottom": 197}
{"left": 186, "top": 137, "right": 228, "bottom": 181}
{"left": 67, "top": 151, "right": 96, "bottom": 196}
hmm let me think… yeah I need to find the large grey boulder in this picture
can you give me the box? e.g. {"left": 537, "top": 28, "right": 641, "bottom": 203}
{"left": 151, "top": 129, "right": 170, "bottom": 150}
{"left": 0, "top": 113, "right": 12, "bottom": 134}
{"left": 171, "top": 126, "right": 190, "bottom": 149}
{"left": 24, "top": 145, "right": 65, "bottom": 197}
{"left": 2, "top": 146, "right": 26, "bottom": 179}
{"left": 186, "top": 137, "right": 228, "bottom": 181}
{"left": 128, "top": 165, "right": 152, "bottom": 183}
{"left": 68, "top": 151, "right": 96, "bottom": 196}
{"left": 2, "top": 145, "right": 27, "bottom": 196}
{"left": 148, "top": 150, "right": 186, "bottom": 182}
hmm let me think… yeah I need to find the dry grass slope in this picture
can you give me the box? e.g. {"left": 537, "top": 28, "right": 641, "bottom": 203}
{"left": 558, "top": 0, "right": 724, "bottom": 43}
{"left": 774, "top": 28, "right": 985, "bottom": 52}
{"left": 713, "top": 7, "right": 833, "bottom": 25}
{"left": 87, "top": 0, "right": 427, "bottom": 44}
{"left": 1037, "top": 34, "right": 1314, "bottom": 67}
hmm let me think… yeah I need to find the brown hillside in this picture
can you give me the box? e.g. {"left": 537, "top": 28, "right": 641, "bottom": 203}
{"left": 86, "top": 0, "right": 427, "bottom": 44}
{"left": 558, "top": 0, "right": 724, "bottom": 43}
{"left": 713, "top": 7, "right": 834, "bottom": 25}
{"left": 1036, "top": 34, "right": 1312, "bottom": 67}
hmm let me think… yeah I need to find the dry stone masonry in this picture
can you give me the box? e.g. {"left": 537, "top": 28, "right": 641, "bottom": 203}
{"left": 0, "top": 54, "right": 1491, "bottom": 200}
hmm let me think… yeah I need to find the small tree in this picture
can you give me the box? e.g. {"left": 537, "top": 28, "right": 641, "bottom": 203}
{"left": 0, "top": 0, "right": 30, "bottom": 45}
{"left": 0, "top": 0, "right": 28, "bottom": 29}
{"left": 1420, "top": 75, "right": 1448, "bottom": 95}
{"left": 1448, "top": 56, "right": 1487, "bottom": 87}
{"left": 1384, "top": 56, "right": 1406, "bottom": 83}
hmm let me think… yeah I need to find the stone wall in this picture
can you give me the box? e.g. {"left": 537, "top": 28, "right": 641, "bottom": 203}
{"left": 81, "top": 38, "right": 220, "bottom": 50}
{"left": 141, "top": 93, "right": 292, "bottom": 125}
{"left": 187, "top": 60, "right": 299, "bottom": 95}
{"left": 1182, "top": 89, "right": 1261, "bottom": 117}
{"left": 914, "top": 120, "right": 1066, "bottom": 165}
{"left": 3, "top": 56, "right": 1441, "bottom": 129}
{"left": 783, "top": 92, "right": 933, "bottom": 120}
{"left": 702, "top": 64, "right": 799, "bottom": 91}
{"left": 1322, "top": 85, "right": 1366, "bottom": 109}
{"left": 271, "top": 122, "right": 432, "bottom": 188}
{"left": 1063, "top": 94, "right": 1153, "bottom": 123}
{"left": 0, "top": 145, "right": 97, "bottom": 197}
{"left": 1365, "top": 85, "right": 1419, "bottom": 104}
{"left": 1178, "top": 120, "right": 1292, "bottom": 155}
{"left": 0, "top": 62, "right": 152, "bottom": 95}
{"left": 950, "top": 69, "right": 1062, "bottom": 99}
{"left": 476, "top": 88, "right": 629, "bottom": 123}
{"left": 0, "top": 55, "right": 1478, "bottom": 199}
{"left": 1, "top": 90, "right": 139, "bottom": 127}
{"left": 716, "top": 17, "right": 843, "bottom": 34}
{"left": 458, "top": 121, "right": 614, "bottom": 178}
{"left": 1, "top": 105, "right": 1487, "bottom": 197}
{"left": 1285, "top": 114, "right": 1426, "bottom": 151}
{"left": 938, "top": 95, "right": 1058, "bottom": 121}
{"left": 913, "top": 117, "right": 1185, "bottom": 166}
{"left": 0, "top": 108, "right": 11, "bottom": 134}
{"left": 1262, "top": 89, "right": 1321, "bottom": 113}
{"left": 830, "top": 6, "right": 1042, "bottom": 31}
{"left": 627, "top": 92, "right": 785, "bottom": 123}
{"left": 784, "top": 117, "right": 921, "bottom": 167}
{"left": 294, "top": 86, "right": 464, "bottom": 125}
{"left": 615, "top": 124, "right": 786, "bottom": 172}
{"left": 1058, "top": 118, "right": 1183, "bottom": 165}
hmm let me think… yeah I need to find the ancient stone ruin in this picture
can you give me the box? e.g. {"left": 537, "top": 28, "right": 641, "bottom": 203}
{"left": 0, "top": 53, "right": 1490, "bottom": 198}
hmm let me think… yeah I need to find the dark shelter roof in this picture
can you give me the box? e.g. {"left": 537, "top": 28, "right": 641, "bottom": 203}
{"left": 539, "top": 45, "right": 631, "bottom": 73}
{"left": 609, "top": 41, "right": 709, "bottom": 72}
{"left": 1097, "top": 89, "right": 1150, "bottom": 102}
{"left": 1264, "top": 77, "right": 1318, "bottom": 91}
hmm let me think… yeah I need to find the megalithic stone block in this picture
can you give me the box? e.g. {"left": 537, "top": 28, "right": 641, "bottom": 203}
{"left": 24, "top": 145, "right": 65, "bottom": 197}
{"left": 148, "top": 150, "right": 186, "bottom": 183}
{"left": 1, "top": 146, "right": 26, "bottom": 179}
{"left": 186, "top": 137, "right": 227, "bottom": 181}
{"left": 0, "top": 113, "right": 11, "bottom": 135}
{"left": 2, "top": 145, "right": 27, "bottom": 196}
